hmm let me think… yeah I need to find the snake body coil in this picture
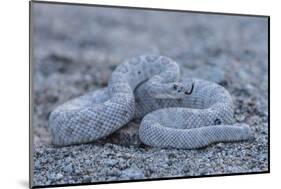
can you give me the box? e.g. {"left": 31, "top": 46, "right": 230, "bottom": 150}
{"left": 49, "top": 55, "right": 253, "bottom": 148}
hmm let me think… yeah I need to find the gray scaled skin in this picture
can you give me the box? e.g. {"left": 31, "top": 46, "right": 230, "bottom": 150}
{"left": 49, "top": 55, "right": 253, "bottom": 149}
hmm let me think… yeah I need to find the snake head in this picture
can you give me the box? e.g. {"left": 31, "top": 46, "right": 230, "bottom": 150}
{"left": 169, "top": 81, "right": 195, "bottom": 98}
{"left": 151, "top": 81, "right": 195, "bottom": 99}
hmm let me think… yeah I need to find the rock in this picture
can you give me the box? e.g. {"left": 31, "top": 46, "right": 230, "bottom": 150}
{"left": 85, "top": 159, "right": 92, "bottom": 166}
{"left": 63, "top": 164, "right": 73, "bottom": 174}
{"left": 105, "top": 159, "right": 118, "bottom": 167}
{"left": 121, "top": 168, "right": 145, "bottom": 179}
{"left": 56, "top": 173, "right": 64, "bottom": 180}
{"left": 107, "top": 168, "right": 121, "bottom": 177}
{"left": 82, "top": 175, "right": 92, "bottom": 183}
{"left": 47, "top": 173, "right": 63, "bottom": 181}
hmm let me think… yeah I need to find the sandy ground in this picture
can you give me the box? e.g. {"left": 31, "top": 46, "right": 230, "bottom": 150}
{"left": 31, "top": 3, "right": 269, "bottom": 187}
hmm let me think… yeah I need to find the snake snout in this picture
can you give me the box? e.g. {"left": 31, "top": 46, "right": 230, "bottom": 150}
{"left": 168, "top": 82, "right": 194, "bottom": 98}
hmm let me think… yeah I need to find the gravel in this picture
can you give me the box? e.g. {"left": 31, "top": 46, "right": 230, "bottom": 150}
{"left": 31, "top": 2, "right": 269, "bottom": 187}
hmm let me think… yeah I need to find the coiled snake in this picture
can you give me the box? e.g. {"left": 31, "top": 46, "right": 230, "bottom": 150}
{"left": 49, "top": 55, "right": 253, "bottom": 149}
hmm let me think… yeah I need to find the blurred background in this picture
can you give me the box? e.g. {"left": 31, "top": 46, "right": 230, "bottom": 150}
{"left": 31, "top": 2, "right": 268, "bottom": 186}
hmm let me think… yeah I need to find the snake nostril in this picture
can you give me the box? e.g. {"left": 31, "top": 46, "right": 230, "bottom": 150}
{"left": 184, "top": 82, "right": 195, "bottom": 95}
{"left": 214, "top": 118, "right": 222, "bottom": 125}
{"left": 138, "top": 71, "right": 141, "bottom": 74}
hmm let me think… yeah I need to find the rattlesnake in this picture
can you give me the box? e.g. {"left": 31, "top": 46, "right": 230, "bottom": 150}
{"left": 49, "top": 55, "right": 253, "bottom": 148}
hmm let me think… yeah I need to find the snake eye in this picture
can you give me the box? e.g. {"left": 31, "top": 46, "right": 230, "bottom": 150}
{"left": 138, "top": 71, "right": 141, "bottom": 74}
{"left": 214, "top": 118, "right": 222, "bottom": 125}
{"left": 177, "top": 86, "right": 183, "bottom": 93}
{"left": 173, "top": 84, "right": 178, "bottom": 90}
